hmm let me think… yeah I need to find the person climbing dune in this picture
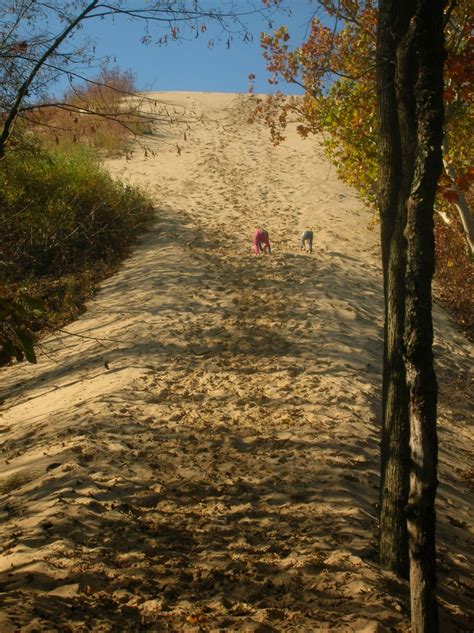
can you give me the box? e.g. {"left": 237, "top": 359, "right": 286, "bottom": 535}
{"left": 253, "top": 228, "right": 271, "bottom": 256}
{"left": 300, "top": 229, "right": 314, "bottom": 253}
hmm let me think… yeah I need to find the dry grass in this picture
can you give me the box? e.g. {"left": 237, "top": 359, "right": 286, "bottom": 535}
{"left": 25, "top": 67, "right": 154, "bottom": 155}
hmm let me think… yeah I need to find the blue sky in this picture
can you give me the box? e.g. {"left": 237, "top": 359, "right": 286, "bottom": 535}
{"left": 72, "top": 1, "right": 319, "bottom": 95}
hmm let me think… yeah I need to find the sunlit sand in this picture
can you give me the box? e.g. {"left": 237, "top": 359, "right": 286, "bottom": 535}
{"left": 0, "top": 92, "right": 471, "bottom": 631}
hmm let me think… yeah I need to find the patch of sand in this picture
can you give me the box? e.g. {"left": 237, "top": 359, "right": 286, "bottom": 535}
{"left": 0, "top": 92, "right": 472, "bottom": 632}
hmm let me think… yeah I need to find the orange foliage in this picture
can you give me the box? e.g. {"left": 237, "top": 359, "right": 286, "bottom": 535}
{"left": 435, "top": 216, "right": 474, "bottom": 338}
{"left": 26, "top": 66, "right": 150, "bottom": 153}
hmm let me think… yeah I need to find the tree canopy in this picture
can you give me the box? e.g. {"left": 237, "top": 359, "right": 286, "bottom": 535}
{"left": 254, "top": 0, "right": 473, "bottom": 250}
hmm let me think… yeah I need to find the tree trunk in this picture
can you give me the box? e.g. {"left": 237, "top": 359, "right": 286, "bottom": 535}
{"left": 377, "top": 0, "right": 413, "bottom": 579}
{"left": 377, "top": 12, "right": 446, "bottom": 627}
{"left": 404, "top": 2, "right": 445, "bottom": 631}
{"left": 378, "top": 210, "right": 410, "bottom": 578}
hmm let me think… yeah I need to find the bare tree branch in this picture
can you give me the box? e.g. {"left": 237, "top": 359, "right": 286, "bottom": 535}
{"left": 0, "top": 1, "right": 101, "bottom": 158}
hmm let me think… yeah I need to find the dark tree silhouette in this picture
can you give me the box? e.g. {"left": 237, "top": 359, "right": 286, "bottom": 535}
{"left": 377, "top": 1, "right": 445, "bottom": 630}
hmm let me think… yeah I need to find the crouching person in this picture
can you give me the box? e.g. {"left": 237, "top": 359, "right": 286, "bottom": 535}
{"left": 300, "top": 229, "right": 314, "bottom": 253}
{"left": 253, "top": 228, "right": 271, "bottom": 255}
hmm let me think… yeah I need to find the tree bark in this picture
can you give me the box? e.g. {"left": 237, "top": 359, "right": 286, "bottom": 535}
{"left": 377, "top": 0, "right": 412, "bottom": 579}
{"left": 377, "top": 13, "right": 446, "bottom": 626}
{"left": 404, "top": 3, "right": 445, "bottom": 631}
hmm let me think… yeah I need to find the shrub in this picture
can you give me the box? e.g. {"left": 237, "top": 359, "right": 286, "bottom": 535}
{"left": 1, "top": 141, "right": 153, "bottom": 278}
{"left": 29, "top": 66, "right": 154, "bottom": 155}
{"left": 0, "top": 140, "right": 154, "bottom": 362}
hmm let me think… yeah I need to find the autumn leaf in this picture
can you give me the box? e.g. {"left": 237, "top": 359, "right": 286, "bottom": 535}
{"left": 186, "top": 613, "right": 207, "bottom": 624}
{"left": 455, "top": 174, "right": 471, "bottom": 190}
{"left": 442, "top": 189, "right": 459, "bottom": 203}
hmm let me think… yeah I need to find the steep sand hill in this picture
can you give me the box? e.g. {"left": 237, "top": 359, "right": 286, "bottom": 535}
{"left": 0, "top": 92, "right": 472, "bottom": 632}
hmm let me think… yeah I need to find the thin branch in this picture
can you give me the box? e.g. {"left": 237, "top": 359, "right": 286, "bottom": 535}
{"left": 20, "top": 101, "right": 190, "bottom": 127}
{"left": 83, "top": 5, "right": 266, "bottom": 22}
{"left": 0, "top": 1, "right": 101, "bottom": 158}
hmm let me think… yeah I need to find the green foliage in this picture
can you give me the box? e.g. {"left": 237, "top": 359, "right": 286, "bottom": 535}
{"left": 0, "top": 141, "right": 153, "bottom": 278}
{"left": 0, "top": 139, "right": 154, "bottom": 364}
{"left": 318, "top": 80, "right": 378, "bottom": 207}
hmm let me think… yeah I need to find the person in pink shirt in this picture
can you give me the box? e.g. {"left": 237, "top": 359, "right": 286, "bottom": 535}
{"left": 253, "top": 228, "right": 271, "bottom": 255}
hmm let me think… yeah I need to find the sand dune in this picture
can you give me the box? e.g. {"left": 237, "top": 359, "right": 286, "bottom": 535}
{"left": 0, "top": 92, "right": 472, "bottom": 631}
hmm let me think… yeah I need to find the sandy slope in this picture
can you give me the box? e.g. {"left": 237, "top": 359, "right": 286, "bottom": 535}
{"left": 0, "top": 92, "right": 472, "bottom": 632}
